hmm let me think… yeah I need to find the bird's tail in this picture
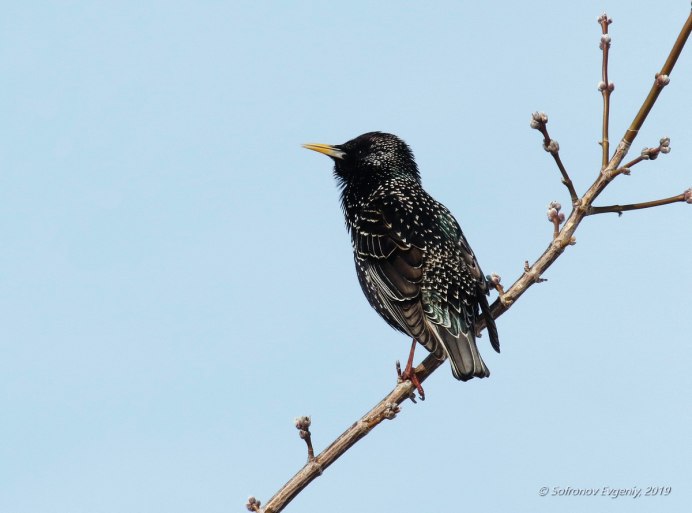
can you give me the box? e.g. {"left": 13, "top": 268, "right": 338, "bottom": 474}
{"left": 437, "top": 327, "right": 490, "bottom": 381}
{"left": 478, "top": 291, "right": 501, "bottom": 353}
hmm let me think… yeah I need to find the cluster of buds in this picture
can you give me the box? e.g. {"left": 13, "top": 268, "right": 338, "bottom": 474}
{"left": 246, "top": 496, "right": 261, "bottom": 512}
{"left": 598, "top": 80, "right": 615, "bottom": 93}
{"left": 383, "top": 402, "right": 400, "bottom": 420}
{"left": 547, "top": 201, "right": 565, "bottom": 239}
{"left": 295, "top": 416, "right": 312, "bottom": 439}
{"left": 599, "top": 33, "right": 611, "bottom": 50}
{"left": 597, "top": 13, "right": 613, "bottom": 28}
{"left": 685, "top": 188, "right": 692, "bottom": 205}
{"left": 641, "top": 137, "right": 671, "bottom": 161}
{"left": 547, "top": 201, "right": 565, "bottom": 224}
{"left": 543, "top": 139, "right": 559, "bottom": 154}
{"left": 295, "top": 415, "right": 315, "bottom": 461}
{"left": 530, "top": 111, "right": 548, "bottom": 131}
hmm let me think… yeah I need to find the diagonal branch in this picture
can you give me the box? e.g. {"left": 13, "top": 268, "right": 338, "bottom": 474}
{"left": 623, "top": 11, "right": 692, "bottom": 147}
{"left": 252, "top": 10, "right": 692, "bottom": 513}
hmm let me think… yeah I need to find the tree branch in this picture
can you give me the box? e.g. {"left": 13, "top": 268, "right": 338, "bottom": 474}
{"left": 587, "top": 190, "right": 692, "bottom": 216}
{"left": 251, "top": 10, "right": 692, "bottom": 513}
{"left": 605, "top": 136, "right": 672, "bottom": 179}
{"left": 530, "top": 112, "right": 580, "bottom": 205}
{"left": 623, "top": 10, "right": 692, "bottom": 146}
{"left": 598, "top": 13, "right": 614, "bottom": 168}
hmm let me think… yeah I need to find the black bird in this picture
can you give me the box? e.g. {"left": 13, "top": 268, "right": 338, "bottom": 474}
{"left": 304, "top": 132, "right": 499, "bottom": 397}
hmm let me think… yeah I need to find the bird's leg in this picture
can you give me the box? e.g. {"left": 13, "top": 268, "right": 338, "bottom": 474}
{"left": 396, "top": 339, "right": 425, "bottom": 401}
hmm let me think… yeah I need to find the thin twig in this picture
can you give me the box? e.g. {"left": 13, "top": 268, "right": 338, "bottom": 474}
{"left": 598, "top": 13, "right": 614, "bottom": 168}
{"left": 608, "top": 137, "right": 671, "bottom": 179}
{"left": 295, "top": 416, "right": 315, "bottom": 462}
{"left": 246, "top": 497, "right": 262, "bottom": 512}
{"left": 587, "top": 192, "right": 690, "bottom": 216}
{"left": 530, "top": 113, "right": 580, "bottom": 205}
{"left": 546, "top": 201, "right": 565, "bottom": 239}
{"left": 263, "top": 399, "right": 405, "bottom": 513}
{"left": 252, "top": 11, "right": 692, "bottom": 513}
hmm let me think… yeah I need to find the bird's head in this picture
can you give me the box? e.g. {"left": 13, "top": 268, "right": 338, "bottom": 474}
{"left": 303, "top": 132, "right": 420, "bottom": 188}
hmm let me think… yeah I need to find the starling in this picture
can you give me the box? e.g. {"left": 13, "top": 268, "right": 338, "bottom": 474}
{"left": 304, "top": 132, "right": 499, "bottom": 394}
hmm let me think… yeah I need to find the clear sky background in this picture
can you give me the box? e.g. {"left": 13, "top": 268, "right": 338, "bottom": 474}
{"left": 2, "top": 1, "right": 691, "bottom": 512}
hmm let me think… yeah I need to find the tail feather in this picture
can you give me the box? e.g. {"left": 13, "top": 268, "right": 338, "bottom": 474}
{"left": 437, "top": 327, "right": 490, "bottom": 381}
{"left": 478, "top": 292, "right": 500, "bottom": 353}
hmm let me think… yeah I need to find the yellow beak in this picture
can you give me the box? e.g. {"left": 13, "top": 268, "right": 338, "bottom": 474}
{"left": 302, "top": 143, "right": 346, "bottom": 160}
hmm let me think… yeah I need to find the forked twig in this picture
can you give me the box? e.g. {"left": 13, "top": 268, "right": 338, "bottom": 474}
{"left": 607, "top": 137, "right": 671, "bottom": 179}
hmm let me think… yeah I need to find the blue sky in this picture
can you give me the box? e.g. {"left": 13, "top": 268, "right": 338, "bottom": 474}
{"left": 1, "top": 1, "right": 691, "bottom": 512}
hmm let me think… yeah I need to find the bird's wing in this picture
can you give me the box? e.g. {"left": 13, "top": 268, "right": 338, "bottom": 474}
{"left": 417, "top": 206, "right": 497, "bottom": 377}
{"left": 440, "top": 209, "right": 500, "bottom": 353}
{"left": 351, "top": 205, "right": 440, "bottom": 353}
{"left": 353, "top": 200, "right": 499, "bottom": 358}
{"left": 418, "top": 210, "right": 474, "bottom": 341}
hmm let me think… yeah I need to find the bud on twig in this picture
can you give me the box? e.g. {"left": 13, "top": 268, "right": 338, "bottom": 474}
{"left": 295, "top": 416, "right": 315, "bottom": 461}
{"left": 659, "top": 137, "right": 671, "bottom": 154}
{"left": 383, "top": 402, "right": 400, "bottom": 420}
{"left": 530, "top": 111, "right": 548, "bottom": 129}
{"left": 599, "top": 34, "right": 611, "bottom": 49}
{"left": 544, "top": 140, "right": 560, "bottom": 154}
{"left": 295, "top": 416, "right": 312, "bottom": 439}
{"left": 597, "top": 13, "right": 613, "bottom": 26}
{"left": 547, "top": 201, "right": 565, "bottom": 239}
{"left": 656, "top": 73, "right": 670, "bottom": 87}
{"left": 246, "top": 496, "right": 261, "bottom": 512}
{"left": 640, "top": 137, "right": 671, "bottom": 161}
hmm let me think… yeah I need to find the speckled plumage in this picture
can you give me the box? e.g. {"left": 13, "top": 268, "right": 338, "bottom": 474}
{"left": 308, "top": 132, "right": 499, "bottom": 381}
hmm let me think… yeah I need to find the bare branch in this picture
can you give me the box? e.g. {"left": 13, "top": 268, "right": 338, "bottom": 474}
{"left": 487, "top": 10, "right": 691, "bottom": 319}
{"left": 588, "top": 190, "right": 691, "bottom": 216}
{"left": 251, "top": 11, "right": 692, "bottom": 513}
{"left": 261, "top": 398, "right": 405, "bottom": 513}
{"left": 530, "top": 112, "right": 580, "bottom": 204}
{"left": 598, "top": 13, "right": 615, "bottom": 168}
